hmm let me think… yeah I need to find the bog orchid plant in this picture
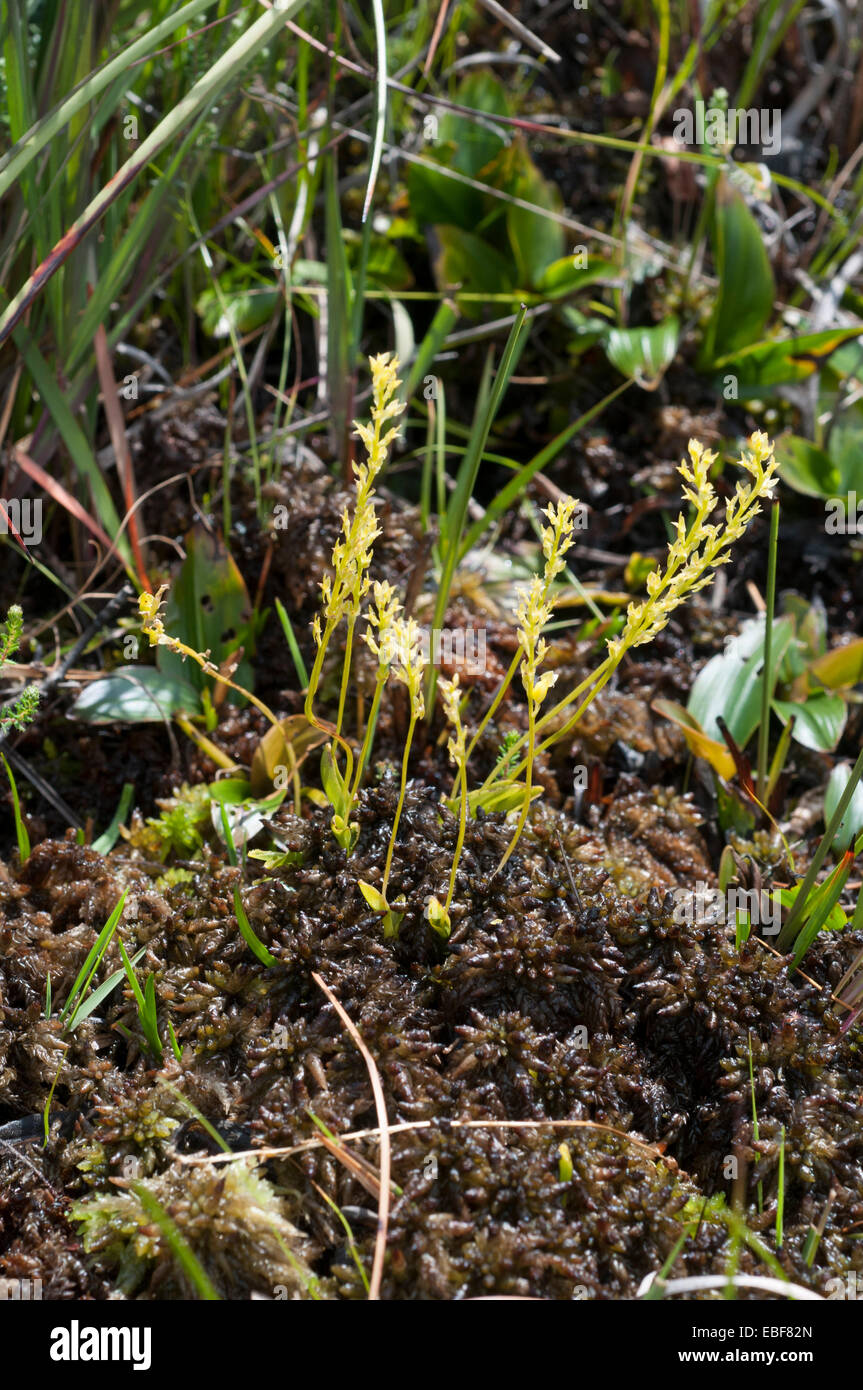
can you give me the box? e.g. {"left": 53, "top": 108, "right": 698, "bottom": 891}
{"left": 471, "top": 431, "right": 780, "bottom": 807}
{"left": 306, "top": 352, "right": 406, "bottom": 852}
{"left": 138, "top": 353, "right": 778, "bottom": 946}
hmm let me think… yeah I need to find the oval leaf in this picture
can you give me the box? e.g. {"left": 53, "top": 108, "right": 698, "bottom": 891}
{"left": 68, "top": 668, "right": 200, "bottom": 724}
{"left": 773, "top": 693, "right": 846, "bottom": 752}
{"left": 606, "top": 316, "right": 679, "bottom": 390}
{"left": 825, "top": 762, "right": 863, "bottom": 853}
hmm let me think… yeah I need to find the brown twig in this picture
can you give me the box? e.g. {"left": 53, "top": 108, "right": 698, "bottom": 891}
{"left": 311, "top": 971, "right": 391, "bottom": 1301}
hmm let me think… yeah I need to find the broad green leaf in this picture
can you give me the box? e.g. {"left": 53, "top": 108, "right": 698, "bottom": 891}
{"left": 534, "top": 256, "right": 617, "bottom": 300}
{"left": 437, "top": 70, "right": 510, "bottom": 179}
{"left": 506, "top": 141, "right": 566, "bottom": 288}
{"left": 825, "top": 762, "right": 863, "bottom": 853}
{"left": 773, "top": 692, "right": 846, "bottom": 752}
{"left": 710, "top": 327, "right": 863, "bottom": 394}
{"left": 407, "top": 150, "right": 484, "bottom": 233}
{"left": 774, "top": 434, "right": 840, "bottom": 499}
{"left": 781, "top": 594, "right": 827, "bottom": 663}
{"left": 826, "top": 415, "right": 863, "bottom": 494}
{"left": 406, "top": 71, "right": 511, "bottom": 234}
{"left": 358, "top": 881, "right": 389, "bottom": 913}
{"left": 700, "top": 176, "right": 774, "bottom": 366}
{"left": 435, "top": 228, "right": 516, "bottom": 296}
{"left": 688, "top": 616, "right": 794, "bottom": 748}
{"left": 320, "top": 746, "right": 349, "bottom": 820}
{"left": 606, "top": 316, "right": 679, "bottom": 390}
{"left": 196, "top": 285, "right": 280, "bottom": 338}
{"left": 349, "top": 234, "right": 413, "bottom": 291}
{"left": 206, "top": 778, "right": 254, "bottom": 805}
{"left": 810, "top": 637, "right": 863, "bottom": 689}
{"left": 561, "top": 305, "right": 609, "bottom": 353}
{"left": 68, "top": 667, "right": 200, "bottom": 724}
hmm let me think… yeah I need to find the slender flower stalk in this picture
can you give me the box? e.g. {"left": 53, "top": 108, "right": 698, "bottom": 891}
{"left": 381, "top": 617, "right": 426, "bottom": 898}
{"left": 351, "top": 580, "right": 402, "bottom": 800}
{"left": 139, "top": 585, "right": 280, "bottom": 728}
{"left": 359, "top": 615, "right": 427, "bottom": 938}
{"left": 427, "top": 675, "right": 468, "bottom": 938}
{"left": 138, "top": 586, "right": 302, "bottom": 807}
{"left": 453, "top": 496, "right": 580, "bottom": 803}
{"left": 491, "top": 499, "right": 579, "bottom": 873}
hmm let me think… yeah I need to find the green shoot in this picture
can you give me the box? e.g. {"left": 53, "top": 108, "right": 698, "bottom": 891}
{"left": 60, "top": 890, "right": 129, "bottom": 1026}
{"left": 493, "top": 499, "right": 579, "bottom": 875}
{"left": 275, "top": 597, "right": 309, "bottom": 689}
{"left": 426, "top": 675, "right": 468, "bottom": 938}
{"left": 92, "top": 781, "right": 135, "bottom": 855}
{"left": 1, "top": 750, "right": 30, "bottom": 862}
{"left": 777, "top": 747, "right": 863, "bottom": 951}
{"left": 0, "top": 606, "right": 40, "bottom": 736}
{"left": 747, "top": 1032, "right": 763, "bottom": 1215}
{"left": 233, "top": 884, "right": 277, "bottom": 967}
{"left": 116, "top": 934, "right": 163, "bottom": 1062}
{"left": 756, "top": 497, "right": 780, "bottom": 804}
{"left": 129, "top": 1181, "right": 220, "bottom": 1300}
{"left": 359, "top": 616, "right": 427, "bottom": 939}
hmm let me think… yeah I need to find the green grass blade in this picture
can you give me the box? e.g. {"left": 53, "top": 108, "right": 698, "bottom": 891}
{"left": 67, "top": 947, "right": 146, "bottom": 1031}
{"left": 1, "top": 750, "right": 30, "bottom": 862}
{"left": 60, "top": 888, "right": 128, "bottom": 1023}
{"left": 0, "top": 0, "right": 218, "bottom": 198}
{"left": 130, "top": 1181, "right": 220, "bottom": 1300}
{"left": 362, "top": 0, "right": 388, "bottom": 223}
{"left": 275, "top": 598, "right": 309, "bottom": 687}
{"left": 403, "top": 299, "right": 459, "bottom": 405}
{"left": 233, "top": 884, "right": 277, "bottom": 967}
{"left": 11, "top": 327, "right": 129, "bottom": 561}
{"left": 778, "top": 744, "right": 863, "bottom": 949}
{"left": 429, "top": 306, "right": 529, "bottom": 702}
{"left": 92, "top": 781, "right": 135, "bottom": 855}
{"left": 776, "top": 1126, "right": 785, "bottom": 1248}
{"left": 458, "top": 378, "right": 631, "bottom": 561}
{"left": 0, "top": 0, "right": 306, "bottom": 345}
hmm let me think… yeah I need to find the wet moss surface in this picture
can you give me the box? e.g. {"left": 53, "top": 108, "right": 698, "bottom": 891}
{"left": 2, "top": 787, "right": 863, "bottom": 1299}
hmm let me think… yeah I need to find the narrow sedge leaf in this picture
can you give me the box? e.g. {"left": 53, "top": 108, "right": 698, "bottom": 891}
{"left": 233, "top": 885, "right": 277, "bottom": 967}
{"left": 60, "top": 889, "right": 128, "bottom": 1023}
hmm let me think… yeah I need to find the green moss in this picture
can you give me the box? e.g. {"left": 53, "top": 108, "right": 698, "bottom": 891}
{"left": 71, "top": 1159, "right": 320, "bottom": 1299}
